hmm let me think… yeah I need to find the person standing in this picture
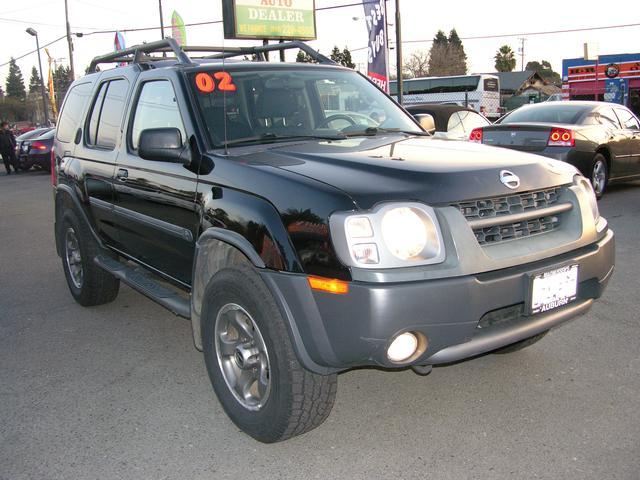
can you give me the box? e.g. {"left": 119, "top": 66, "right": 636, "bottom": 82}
{"left": 0, "top": 122, "right": 18, "bottom": 175}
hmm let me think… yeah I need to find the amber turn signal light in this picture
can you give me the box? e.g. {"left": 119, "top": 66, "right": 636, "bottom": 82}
{"left": 307, "top": 276, "right": 349, "bottom": 295}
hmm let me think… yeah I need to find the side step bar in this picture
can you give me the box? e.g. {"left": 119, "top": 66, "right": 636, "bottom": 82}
{"left": 94, "top": 255, "right": 191, "bottom": 319}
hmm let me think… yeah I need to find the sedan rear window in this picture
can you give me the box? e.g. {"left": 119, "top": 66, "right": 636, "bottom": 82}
{"left": 501, "top": 104, "right": 592, "bottom": 125}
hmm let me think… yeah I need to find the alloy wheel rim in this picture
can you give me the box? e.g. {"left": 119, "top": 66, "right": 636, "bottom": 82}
{"left": 592, "top": 160, "right": 606, "bottom": 195}
{"left": 214, "top": 303, "right": 271, "bottom": 411}
{"left": 65, "top": 228, "right": 83, "bottom": 289}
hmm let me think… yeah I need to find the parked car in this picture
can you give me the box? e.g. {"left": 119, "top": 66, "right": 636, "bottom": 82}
{"left": 15, "top": 127, "right": 54, "bottom": 171}
{"left": 470, "top": 101, "right": 640, "bottom": 198}
{"left": 11, "top": 121, "right": 36, "bottom": 136}
{"left": 19, "top": 128, "right": 55, "bottom": 171}
{"left": 53, "top": 39, "right": 614, "bottom": 443}
{"left": 405, "top": 104, "right": 491, "bottom": 140}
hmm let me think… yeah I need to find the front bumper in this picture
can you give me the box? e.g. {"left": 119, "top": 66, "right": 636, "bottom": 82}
{"left": 261, "top": 229, "right": 614, "bottom": 374}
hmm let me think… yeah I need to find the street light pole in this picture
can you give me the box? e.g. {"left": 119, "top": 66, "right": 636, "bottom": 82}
{"left": 26, "top": 28, "right": 49, "bottom": 125}
{"left": 395, "top": 0, "right": 403, "bottom": 105}
{"left": 158, "top": 0, "right": 166, "bottom": 39}
{"left": 64, "top": 0, "right": 75, "bottom": 80}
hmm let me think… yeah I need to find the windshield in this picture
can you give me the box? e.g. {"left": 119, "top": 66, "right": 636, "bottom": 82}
{"left": 189, "top": 66, "right": 421, "bottom": 147}
{"left": 500, "top": 104, "right": 592, "bottom": 125}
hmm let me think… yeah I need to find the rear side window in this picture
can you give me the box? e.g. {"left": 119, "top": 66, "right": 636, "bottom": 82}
{"left": 57, "top": 82, "right": 92, "bottom": 143}
{"left": 86, "top": 79, "right": 129, "bottom": 149}
{"left": 614, "top": 108, "right": 640, "bottom": 130}
{"left": 130, "top": 80, "right": 186, "bottom": 151}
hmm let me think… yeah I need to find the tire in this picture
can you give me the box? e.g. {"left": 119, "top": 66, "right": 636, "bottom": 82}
{"left": 59, "top": 209, "right": 120, "bottom": 306}
{"left": 590, "top": 153, "right": 608, "bottom": 199}
{"left": 202, "top": 264, "right": 337, "bottom": 443}
{"left": 493, "top": 331, "right": 548, "bottom": 354}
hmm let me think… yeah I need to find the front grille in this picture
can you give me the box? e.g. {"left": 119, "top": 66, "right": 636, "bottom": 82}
{"left": 451, "top": 186, "right": 566, "bottom": 245}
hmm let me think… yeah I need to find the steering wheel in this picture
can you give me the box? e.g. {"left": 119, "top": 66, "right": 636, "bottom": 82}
{"left": 317, "top": 114, "right": 358, "bottom": 129}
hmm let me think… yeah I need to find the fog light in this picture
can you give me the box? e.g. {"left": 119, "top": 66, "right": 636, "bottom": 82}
{"left": 387, "top": 332, "right": 419, "bottom": 363}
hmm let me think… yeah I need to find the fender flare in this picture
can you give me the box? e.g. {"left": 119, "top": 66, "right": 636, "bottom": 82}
{"left": 191, "top": 228, "right": 336, "bottom": 375}
{"left": 54, "top": 184, "right": 105, "bottom": 255}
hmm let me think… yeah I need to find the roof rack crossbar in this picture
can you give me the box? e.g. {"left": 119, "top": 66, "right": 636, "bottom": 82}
{"left": 88, "top": 38, "right": 192, "bottom": 73}
{"left": 88, "top": 39, "right": 336, "bottom": 73}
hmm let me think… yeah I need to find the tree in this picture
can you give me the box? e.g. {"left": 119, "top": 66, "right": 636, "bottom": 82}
{"left": 494, "top": 45, "right": 516, "bottom": 72}
{"left": 427, "top": 29, "right": 467, "bottom": 76}
{"left": 447, "top": 29, "right": 467, "bottom": 75}
{"left": 328, "top": 46, "right": 355, "bottom": 69}
{"left": 296, "top": 50, "right": 316, "bottom": 63}
{"left": 525, "top": 60, "right": 561, "bottom": 86}
{"left": 5, "top": 58, "right": 26, "bottom": 100}
{"left": 340, "top": 47, "right": 355, "bottom": 69}
{"left": 52, "top": 65, "right": 72, "bottom": 110}
{"left": 29, "top": 66, "right": 43, "bottom": 94}
{"left": 403, "top": 50, "right": 429, "bottom": 79}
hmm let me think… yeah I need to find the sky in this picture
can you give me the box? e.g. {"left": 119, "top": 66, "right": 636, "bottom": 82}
{"left": 1, "top": 0, "right": 639, "bottom": 88}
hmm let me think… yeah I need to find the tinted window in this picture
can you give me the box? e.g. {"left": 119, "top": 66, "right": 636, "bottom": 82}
{"left": 483, "top": 78, "right": 499, "bottom": 92}
{"left": 501, "top": 104, "right": 592, "bottom": 124}
{"left": 404, "top": 76, "right": 480, "bottom": 94}
{"left": 614, "top": 108, "right": 640, "bottom": 129}
{"left": 87, "top": 82, "right": 108, "bottom": 145}
{"left": 57, "top": 82, "right": 92, "bottom": 143}
{"left": 130, "top": 80, "right": 186, "bottom": 150}
{"left": 97, "top": 80, "right": 129, "bottom": 148}
{"left": 596, "top": 107, "right": 621, "bottom": 128}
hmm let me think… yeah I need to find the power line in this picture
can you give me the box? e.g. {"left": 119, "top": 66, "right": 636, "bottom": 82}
{"left": 0, "top": 35, "right": 66, "bottom": 67}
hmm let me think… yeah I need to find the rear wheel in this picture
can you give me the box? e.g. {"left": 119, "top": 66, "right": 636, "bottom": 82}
{"left": 202, "top": 264, "right": 337, "bottom": 443}
{"left": 590, "top": 153, "right": 608, "bottom": 199}
{"left": 59, "top": 209, "right": 120, "bottom": 306}
{"left": 493, "top": 331, "right": 548, "bottom": 354}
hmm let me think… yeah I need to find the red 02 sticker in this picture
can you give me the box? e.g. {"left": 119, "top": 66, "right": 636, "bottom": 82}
{"left": 194, "top": 72, "right": 237, "bottom": 93}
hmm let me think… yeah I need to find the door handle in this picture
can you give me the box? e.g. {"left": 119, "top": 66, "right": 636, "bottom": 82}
{"left": 116, "top": 168, "right": 128, "bottom": 181}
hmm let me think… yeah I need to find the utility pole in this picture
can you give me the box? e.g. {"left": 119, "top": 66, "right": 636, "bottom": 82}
{"left": 395, "top": 0, "right": 403, "bottom": 105}
{"left": 158, "top": 0, "right": 166, "bottom": 39}
{"left": 64, "top": 0, "right": 75, "bottom": 80}
{"left": 518, "top": 37, "right": 526, "bottom": 71}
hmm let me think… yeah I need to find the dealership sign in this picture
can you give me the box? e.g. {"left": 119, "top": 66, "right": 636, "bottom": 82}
{"left": 362, "top": 0, "right": 389, "bottom": 93}
{"left": 223, "top": 0, "right": 316, "bottom": 40}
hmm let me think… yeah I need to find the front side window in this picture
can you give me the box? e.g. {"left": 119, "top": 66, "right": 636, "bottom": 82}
{"left": 190, "top": 67, "right": 421, "bottom": 147}
{"left": 130, "top": 80, "right": 186, "bottom": 150}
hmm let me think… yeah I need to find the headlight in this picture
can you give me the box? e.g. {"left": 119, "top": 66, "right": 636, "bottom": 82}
{"left": 574, "top": 175, "right": 599, "bottom": 222}
{"left": 329, "top": 202, "right": 445, "bottom": 269}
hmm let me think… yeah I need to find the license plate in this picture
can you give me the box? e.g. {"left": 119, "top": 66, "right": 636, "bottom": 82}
{"left": 529, "top": 264, "right": 578, "bottom": 315}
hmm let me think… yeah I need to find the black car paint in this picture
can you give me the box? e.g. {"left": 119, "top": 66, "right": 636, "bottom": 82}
{"left": 53, "top": 60, "right": 613, "bottom": 372}
{"left": 16, "top": 128, "right": 54, "bottom": 170}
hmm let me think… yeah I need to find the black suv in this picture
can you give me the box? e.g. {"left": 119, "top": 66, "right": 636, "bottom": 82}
{"left": 53, "top": 39, "right": 615, "bottom": 443}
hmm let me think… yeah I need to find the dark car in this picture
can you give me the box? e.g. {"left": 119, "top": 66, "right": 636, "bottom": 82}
{"left": 16, "top": 127, "right": 54, "bottom": 171}
{"left": 470, "top": 101, "right": 640, "bottom": 198}
{"left": 405, "top": 104, "right": 491, "bottom": 140}
{"left": 52, "top": 39, "right": 614, "bottom": 443}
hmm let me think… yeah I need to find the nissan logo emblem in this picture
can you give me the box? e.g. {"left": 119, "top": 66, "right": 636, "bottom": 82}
{"left": 499, "top": 170, "right": 520, "bottom": 189}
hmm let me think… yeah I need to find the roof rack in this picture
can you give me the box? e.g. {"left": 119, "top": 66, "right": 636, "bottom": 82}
{"left": 88, "top": 38, "right": 336, "bottom": 73}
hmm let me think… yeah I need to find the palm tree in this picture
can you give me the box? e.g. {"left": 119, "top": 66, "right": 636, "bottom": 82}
{"left": 494, "top": 45, "right": 516, "bottom": 72}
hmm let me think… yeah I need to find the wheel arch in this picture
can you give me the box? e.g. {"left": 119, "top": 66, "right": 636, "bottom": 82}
{"left": 54, "top": 184, "right": 104, "bottom": 257}
{"left": 595, "top": 146, "right": 612, "bottom": 173}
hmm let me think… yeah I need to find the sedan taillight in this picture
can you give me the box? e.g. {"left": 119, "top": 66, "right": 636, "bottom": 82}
{"left": 469, "top": 127, "right": 483, "bottom": 143}
{"left": 31, "top": 141, "right": 48, "bottom": 151}
{"left": 547, "top": 127, "right": 574, "bottom": 147}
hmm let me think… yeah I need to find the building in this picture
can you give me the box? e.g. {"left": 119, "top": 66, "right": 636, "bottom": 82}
{"left": 485, "top": 71, "right": 561, "bottom": 111}
{"left": 562, "top": 53, "right": 640, "bottom": 115}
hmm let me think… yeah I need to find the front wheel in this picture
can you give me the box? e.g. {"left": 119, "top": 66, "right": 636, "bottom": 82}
{"left": 590, "top": 153, "right": 608, "bottom": 199}
{"left": 202, "top": 264, "right": 337, "bottom": 443}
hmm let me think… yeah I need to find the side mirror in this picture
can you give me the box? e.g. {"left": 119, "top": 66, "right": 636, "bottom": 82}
{"left": 414, "top": 114, "right": 436, "bottom": 134}
{"left": 138, "top": 128, "right": 188, "bottom": 164}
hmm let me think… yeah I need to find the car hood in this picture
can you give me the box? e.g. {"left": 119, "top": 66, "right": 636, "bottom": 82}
{"left": 229, "top": 135, "right": 578, "bottom": 209}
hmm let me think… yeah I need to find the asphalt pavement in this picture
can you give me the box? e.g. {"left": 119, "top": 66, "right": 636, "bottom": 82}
{"left": 1, "top": 170, "right": 639, "bottom": 480}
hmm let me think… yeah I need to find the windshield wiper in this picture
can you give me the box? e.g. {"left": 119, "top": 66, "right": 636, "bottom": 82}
{"left": 222, "top": 132, "right": 347, "bottom": 147}
{"left": 345, "top": 127, "right": 430, "bottom": 137}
